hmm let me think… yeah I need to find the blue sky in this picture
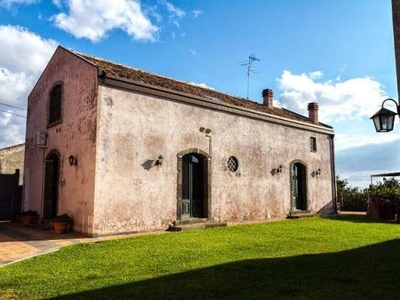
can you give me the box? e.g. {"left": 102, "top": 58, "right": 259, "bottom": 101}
{"left": 0, "top": 0, "right": 398, "bottom": 188}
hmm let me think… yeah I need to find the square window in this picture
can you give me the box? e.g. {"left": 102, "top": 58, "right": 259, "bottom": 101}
{"left": 310, "top": 137, "right": 317, "bottom": 152}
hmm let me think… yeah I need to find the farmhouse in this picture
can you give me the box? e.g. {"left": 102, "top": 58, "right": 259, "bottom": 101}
{"left": 24, "top": 46, "right": 336, "bottom": 236}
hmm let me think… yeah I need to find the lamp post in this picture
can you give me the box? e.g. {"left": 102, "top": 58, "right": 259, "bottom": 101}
{"left": 370, "top": 98, "right": 400, "bottom": 132}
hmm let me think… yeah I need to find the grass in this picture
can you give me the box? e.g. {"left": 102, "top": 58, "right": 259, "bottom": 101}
{"left": 1, "top": 215, "right": 400, "bottom": 299}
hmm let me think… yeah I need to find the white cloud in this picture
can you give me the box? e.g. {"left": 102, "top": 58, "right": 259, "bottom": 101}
{"left": 189, "top": 49, "right": 197, "bottom": 56}
{"left": 52, "top": 0, "right": 158, "bottom": 42}
{"left": 192, "top": 9, "right": 203, "bottom": 18}
{"left": 0, "top": 0, "right": 37, "bottom": 8}
{"left": 277, "top": 70, "right": 386, "bottom": 123}
{"left": 159, "top": 0, "right": 185, "bottom": 27}
{"left": 0, "top": 25, "right": 57, "bottom": 148}
{"left": 160, "top": 0, "right": 184, "bottom": 18}
{"left": 335, "top": 64, "right": 347, "bottom": 82}
{"left": 0, "top": 25, "right": 57, "bottom": 75}
{"left": 335, "top": 132, "right": 400, "bottom": 151}
{"left": 187, "top": 82, "right": 215, "bottom": 90}
{"left": 336, "top": 139, "right": 400, "bottom": 189}
{"left": 52, "top": 0, "right": 62, "bottom": 8}
{"left": 0, "top": 69, "right": 29, "bottom": 107}
{"left": 309, "top": 71, "right": 323, "bottom": 80}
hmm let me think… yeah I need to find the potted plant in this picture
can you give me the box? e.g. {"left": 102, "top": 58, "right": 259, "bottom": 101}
{"left": 50, "top": 213, "right": 72, "bottom": 234}
{"left": 20, "top": 210, "right": 37, "bottom": 225}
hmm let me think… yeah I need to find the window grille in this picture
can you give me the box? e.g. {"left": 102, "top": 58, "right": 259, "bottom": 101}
{"left": 310, "top": 137, "right": 317, "bottom": 152}
{"left": 227, "top": 156, "right": 239, "bottom": 172}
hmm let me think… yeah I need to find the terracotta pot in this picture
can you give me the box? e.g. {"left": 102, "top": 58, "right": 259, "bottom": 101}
{"left": 53, "top": 221, "right": 69, "bottom": 234}
{"left": 21, "top": 215, "right": 34, "bottom": 225}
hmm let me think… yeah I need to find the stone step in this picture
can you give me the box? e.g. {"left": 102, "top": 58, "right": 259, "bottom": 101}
{"left": 173, "top": 218, "right": 211, "bottom": 226}
{"left": 168, "top": 222, "right": 227, "bottom": 232}
{"left": 287, "top": 211, "right": 320, "bottom": 219}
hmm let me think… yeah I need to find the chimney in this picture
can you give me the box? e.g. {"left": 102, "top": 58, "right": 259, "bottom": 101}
{"left": 308, "top": 102, "right": 319, "bottom": 124}
{"left": 262, "top": 89, "right": 273, "bottom": 108}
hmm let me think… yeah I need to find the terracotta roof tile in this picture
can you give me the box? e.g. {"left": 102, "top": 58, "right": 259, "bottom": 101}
{"left": 74, "top": 51, "right": 330, "bottom": 128}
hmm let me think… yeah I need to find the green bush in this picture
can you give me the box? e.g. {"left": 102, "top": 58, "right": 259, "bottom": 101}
{"left": 336, "top": 176, "right": 368, "bottom": 211}
{"left": 337, "top": 176, "right": 400, "bottom": 211}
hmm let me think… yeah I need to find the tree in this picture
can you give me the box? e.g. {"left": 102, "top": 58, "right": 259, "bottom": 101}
{"left": 336, "top": 176, "right": 367, "bottom": 211}
{"left": 368, "top": 178, "right": 400, "bottom": 199}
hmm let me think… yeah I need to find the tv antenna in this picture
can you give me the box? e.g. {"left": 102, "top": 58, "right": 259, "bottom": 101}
{"left": 241, "top": 54, "right": 260, "bottom": 99}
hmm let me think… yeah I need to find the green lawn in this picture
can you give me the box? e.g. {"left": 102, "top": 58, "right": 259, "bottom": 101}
{"left": 1, "top": 215, "right": 400, "bottom": 299}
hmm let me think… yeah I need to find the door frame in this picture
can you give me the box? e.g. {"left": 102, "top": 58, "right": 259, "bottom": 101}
{"left": 290, "top": 160, "right": 308, "bottom": 212}
{"left": 177, "top": 148, "right": 211, "bottom": 220}
{"left": 43, "top": 149, "right": 61, "bottom": 219}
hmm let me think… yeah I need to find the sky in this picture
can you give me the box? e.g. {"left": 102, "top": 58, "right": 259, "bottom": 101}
{"left": 0, "top": 0, "right": 398, "bottom": 189}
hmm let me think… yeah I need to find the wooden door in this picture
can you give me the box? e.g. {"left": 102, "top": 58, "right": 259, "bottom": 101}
{"left": 182, "top": 154, "right": 204, "bottom": 218}
{"left": 292, "top": 163, "right": 307, "bottom": 211}
{"left": 43, "top": 153, "right": 59, "bottom": 219}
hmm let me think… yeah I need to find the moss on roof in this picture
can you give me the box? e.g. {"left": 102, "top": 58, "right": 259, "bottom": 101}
{"left": 75, "top": 51, "right": 329, "bottom": 127}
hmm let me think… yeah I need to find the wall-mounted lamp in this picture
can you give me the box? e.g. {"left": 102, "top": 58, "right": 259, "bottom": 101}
{"left": 315, "top": 168, "right": 321, "bottom": 176}
{"left": 155, "top": 155, "right": 164, "bottom": 166}
{"left": 276, "top": 165, "right": 283, "bottom": 173}
{"left": 199, "top": 127, "right": 212, "bottom": 135}
{"left": 68, "top": 155, "right": 77, "bottom": 166}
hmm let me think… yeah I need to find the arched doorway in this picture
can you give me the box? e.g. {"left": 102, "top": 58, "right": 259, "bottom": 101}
{"left": 177, "top": 149, "right": 210, "bottom": 220}
{"left": 43, "top": 150, "right": 60, "bottom": 219}
{"left": 291, "top": 162, "right": 307, "bottom": 211}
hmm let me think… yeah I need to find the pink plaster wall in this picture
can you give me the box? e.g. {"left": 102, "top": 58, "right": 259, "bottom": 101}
{"left": 24, "top": 47, "right": 98, "bottom": 234}
{"left": 93, "top": 85, "right": 335, "bottom": 235}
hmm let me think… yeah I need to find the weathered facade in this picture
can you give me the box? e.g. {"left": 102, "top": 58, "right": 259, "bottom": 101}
{"left": 25, "top": 46, "right": 336, "bottom": 236}
{"left": 0, "top": 144, "right": 24, "bottom": 184}
{"left": 392, "top": 0, "right": 400, "bottom": 98}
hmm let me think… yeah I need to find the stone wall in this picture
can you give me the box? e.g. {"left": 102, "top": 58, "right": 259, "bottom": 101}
{"left": 25, "top": 47, "right": 98, "bottom": 234}
{"left": 93, "top": 85, "right": 335, "bottom": 235}
{"left": 0, "top": 144, "right": 24, "bottom": 184}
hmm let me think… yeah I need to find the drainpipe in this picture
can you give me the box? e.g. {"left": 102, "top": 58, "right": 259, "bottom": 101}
{"left": 40, "top": 148, "right": 46, "bottom": 215}
{"left": 330, "top": 134, "right": 338, "bottom": 214}
{"left": 206, "top": 134, "right": 212, "bottom": 158}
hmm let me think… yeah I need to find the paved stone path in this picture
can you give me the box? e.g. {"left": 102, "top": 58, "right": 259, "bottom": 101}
{"left": 0, "top": 222, "right": 166, "bottom": 267}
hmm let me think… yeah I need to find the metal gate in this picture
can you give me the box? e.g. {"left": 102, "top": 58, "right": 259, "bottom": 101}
{"left": 0, "top": 169, "right": 20, "bottom": 221}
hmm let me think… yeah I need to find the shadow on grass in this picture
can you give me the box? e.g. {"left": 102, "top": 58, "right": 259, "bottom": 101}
{"left": 52, "top": 240, "right": 400, "bottom": 300}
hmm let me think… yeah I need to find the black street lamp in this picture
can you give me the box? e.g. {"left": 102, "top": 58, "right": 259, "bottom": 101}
{"left": 370, "top": 98, "right": 400, "bottom": 132}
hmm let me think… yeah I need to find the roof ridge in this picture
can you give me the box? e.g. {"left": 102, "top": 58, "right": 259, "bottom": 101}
{"left": 73, "top": 50, "right": 256, "bottom": 101}
{"left": 71, "top": 49, "right": 330, "bottom": 128}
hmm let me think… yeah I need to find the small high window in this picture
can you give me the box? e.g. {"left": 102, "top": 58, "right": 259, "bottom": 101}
{"left": 49, "top": 84, "right": 62, "bottom": 125}
{"left": 310, "top": 137, "right": 317, "bottom": 152}
{"left": 227, "top": 156, "right": 239, "bottom": 172}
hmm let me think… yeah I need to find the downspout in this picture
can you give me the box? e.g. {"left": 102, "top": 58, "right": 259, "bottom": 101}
{"left": 206, "top": 134, "right": 212, "bottom": 158}
{"left": 330, "top": 134, "right": 338, "bottom": 214}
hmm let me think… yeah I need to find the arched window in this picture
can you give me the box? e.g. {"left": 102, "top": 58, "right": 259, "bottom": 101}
{"left": 49, "top": 84, "right": 62, "bottom": 125}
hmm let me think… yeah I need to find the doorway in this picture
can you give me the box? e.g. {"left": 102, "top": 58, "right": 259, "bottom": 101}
{"left": 291, "top": 162, "right": 307, "bottom": 211}
{"left": 43, "top": 150, "right": 60, "bottom": 219}
{"left": 180, "top": 153, "right": 207, "bottom": 219}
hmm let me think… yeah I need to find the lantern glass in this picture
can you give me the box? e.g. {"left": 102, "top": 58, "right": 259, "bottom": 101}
{"left": 370, "top": 107, "right": 396, "bottom": 132}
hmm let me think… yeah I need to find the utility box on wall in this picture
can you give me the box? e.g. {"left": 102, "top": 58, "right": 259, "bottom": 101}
{"left": 33, "top": 132, "right": 47, "bottom": 148}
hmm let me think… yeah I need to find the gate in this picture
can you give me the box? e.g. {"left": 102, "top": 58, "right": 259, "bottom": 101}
{"left": 0, "top": 169, "right": 20, "bottom": 221}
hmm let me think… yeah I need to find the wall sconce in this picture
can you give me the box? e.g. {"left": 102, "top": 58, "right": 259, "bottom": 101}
{"left": 68, "top": 155, "right": 77, "bottom": 166}
{"left": 199, "top": 127, "right": 212, "bottom": 135}
{"left": 276, "top": 165, "right": 283, "bottom": 173}
{"left": 315, "top": 168, "right": 321, "bottom": 176}
{"left": 155, "top": 155, "right": 164, "bottom": 166}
